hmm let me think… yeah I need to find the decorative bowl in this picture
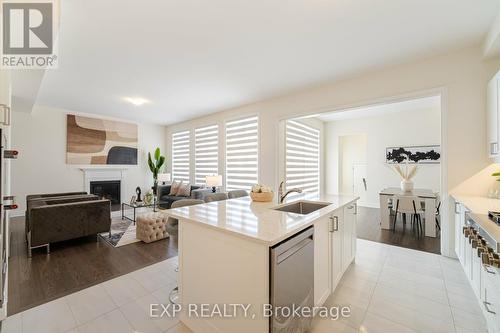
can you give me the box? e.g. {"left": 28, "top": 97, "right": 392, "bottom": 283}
{"left": 250, "top": 191, "right": 274, "bottom": 202}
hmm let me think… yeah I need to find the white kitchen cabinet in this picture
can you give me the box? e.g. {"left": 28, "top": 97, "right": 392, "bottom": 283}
{"left": 314, "top": 201, "right": 358, "bottom": 307}
{"left": 454, "top": 202, "right": 463, "bottom": 260}
{"left": 351, "top": 204, "right": 357, "bottom": 259}
{"left": 314, "top": 215, "right": 331, "bottom": 306}
{"left": 342, "top": 203, "right": 356, "bottom": 271}
{"left": 471, "top": 248, "right": 482, "bottom": 298}
{"left": 464, "top": 231, "right": 472, "bottom": 280}
{"left": 330, "top": 209, "right": 344, "bottom": 291}
{"left": 342, "top": 210, "right": 351, "bottom": 272}
{"left": 483, "top": 269, "right": 500, "bottom": 333}
{"left": 488, "top": 71, "right": 500, "bottom": 159}
{"left": 453, "top": 197, "right": 500, "bottom": 333}
{"left": 455, "top": 202, "right": 467, "bottom": 264}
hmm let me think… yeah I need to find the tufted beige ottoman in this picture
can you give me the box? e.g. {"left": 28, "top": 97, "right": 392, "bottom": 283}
{"left": 136, "top": 212, "right": 170, "bottom": 243}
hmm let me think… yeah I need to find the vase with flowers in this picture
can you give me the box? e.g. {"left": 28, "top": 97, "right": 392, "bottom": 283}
{"left": 390, "top": 161, "right": 418, "bottom": 192}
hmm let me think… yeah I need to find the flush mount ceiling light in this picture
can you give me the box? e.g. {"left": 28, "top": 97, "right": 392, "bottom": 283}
{"left": 123, "top": 97, "right": 150, "bottom": 106}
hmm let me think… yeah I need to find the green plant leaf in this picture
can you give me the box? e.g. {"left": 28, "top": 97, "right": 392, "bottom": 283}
{"left": 493, "top": 172, "right": 500, "bottom": 176}
{"left": 154, "top": 147, "right": 160, "bottom": 161}
{"left": 147, "top": 152, "right": 155, "bottom": 173}
{"left": 157, "top": 156, "right": 165, "bottom": 170}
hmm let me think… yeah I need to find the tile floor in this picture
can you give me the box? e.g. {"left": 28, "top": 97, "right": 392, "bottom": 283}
{"left": 311, "top": 240, "right": 487, "bottom": 333}
{"left": 1, "top": 239, "right": 487, "bottom": 333}
{"left": 1, "top": 256, "right": 186, "bottom": 333}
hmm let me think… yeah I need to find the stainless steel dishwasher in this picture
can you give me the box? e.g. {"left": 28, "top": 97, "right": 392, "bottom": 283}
{"left": 270, "top": 227, "right": 314, "bottom": 333}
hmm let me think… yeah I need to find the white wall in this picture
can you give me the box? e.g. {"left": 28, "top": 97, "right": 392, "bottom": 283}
{"left": 11, "top": 105, "right": 166, "bottom": 215}
{"left": 165, "top": 46, "right": 500, "bottom": 256}
{"left": 324, "top": 106, "right": 441, "bottom": 207}
{"left": 451, "top": 162, "right": 500, "bottom": 196}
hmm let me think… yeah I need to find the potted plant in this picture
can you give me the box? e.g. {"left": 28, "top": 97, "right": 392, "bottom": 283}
{"left": 490, "top": 172, "right": 500, "bottom": 198}
{"left": 148, "top": 147, "right": 166, "bottom": 196}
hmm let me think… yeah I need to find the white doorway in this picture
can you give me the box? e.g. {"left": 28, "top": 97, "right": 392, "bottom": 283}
{"left": 338, "top": 134, "right": 368, "bottom": 206}
{"left": 281, "top": 93, "right": 444, "bottom": 255}
{"left": 328, "top": 95, "right": 442, "bottom": 253}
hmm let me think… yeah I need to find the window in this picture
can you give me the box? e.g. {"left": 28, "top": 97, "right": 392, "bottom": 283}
{"left": 285, "top": 120, "right": 320, "bottom": 194}
{"left": 194, "top": 124, "right": 219, "bottom": 185}
{"left": 225, "top": 116, "right": 259, "bottom": 190}
{"left": 171, "top": 130, "right": 190, "bottom": 183}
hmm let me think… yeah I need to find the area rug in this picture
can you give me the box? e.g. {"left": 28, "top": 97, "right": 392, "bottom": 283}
{"left": 99, "top": 218, "right": 141, "bottom": 247}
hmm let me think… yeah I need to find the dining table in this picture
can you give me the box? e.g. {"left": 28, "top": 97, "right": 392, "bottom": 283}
{"left": 379, "top": 187, "right": 438, "bottom": 238}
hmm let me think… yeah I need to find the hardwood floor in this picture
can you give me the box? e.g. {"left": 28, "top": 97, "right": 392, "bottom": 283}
{"left": 356, "top": 206, "right": 441, "bottom": 254}
{"left": 7, "top": 216, "right": 178, "bottom": 316}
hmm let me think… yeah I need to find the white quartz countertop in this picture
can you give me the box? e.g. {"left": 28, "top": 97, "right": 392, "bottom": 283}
{"left": 165, "top": 193, "right": 359, "bottom": 246}
{"left": 451, "top": 194, "right": 500, "bottom": 251}
{"left": 451, "top": 194, "right": 500, "bottom": 214}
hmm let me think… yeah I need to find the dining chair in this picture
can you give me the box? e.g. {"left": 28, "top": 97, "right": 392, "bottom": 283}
{"left": 228, "top": 190, "right": 248, "bottom": 199}
{"left": 392, "top": 195, "right": 425, "bottom": 237}
{"left": 420, "top": 194, "right": 441, "bottom": 232}
{"left": 204, "top": 193, "right": 229, "bottom": 203}
{"left": 435, "top": 201, "right": 441, "bottom": 231}
{"left": 166, "top": 199, "right": 204, "bottom": 304}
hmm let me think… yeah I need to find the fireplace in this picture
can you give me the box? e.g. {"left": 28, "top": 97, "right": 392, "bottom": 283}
{"left": 90, "top": 180, "right": 121, "bottom": 212}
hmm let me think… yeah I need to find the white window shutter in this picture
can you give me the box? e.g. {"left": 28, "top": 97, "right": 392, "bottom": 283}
{"left": 225, "top": 116, "right": 259, "bottom": 191}
{"left": 195, "top": 124, "right": 219, "bottom": 185}
{"left": 172, "top": 130, "right": 190, "bottom": 183}
{"left": 285, "top": 120, "right": 320, "bottom": 194}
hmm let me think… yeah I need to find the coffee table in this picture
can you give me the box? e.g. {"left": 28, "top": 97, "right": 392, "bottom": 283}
{"left": 121, "top": 202, "right": 158, "bottom": 225}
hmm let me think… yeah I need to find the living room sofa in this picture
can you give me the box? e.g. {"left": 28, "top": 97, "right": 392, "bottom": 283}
{"left": 157, "top": 185, "right": 212, "bottom": 209}
{"left": 25, "top": 191, "right": 87, "bottom": 229}
{"left": 26, "top": 192, "right": 112, "bottom": 257}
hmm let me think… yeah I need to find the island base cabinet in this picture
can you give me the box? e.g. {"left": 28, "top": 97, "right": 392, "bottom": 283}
{"left": 314, "top": 215, "right": 332, "bottom": 306}
{"left": 330, "top": 204, "right": 357, "bottom": 293}
{"left": 330, "top": 210, "right": 343, "bottom": 291}
{"left": 314, "top": 201, "right": 358, "bottom": 308}
{"left": 178, "top": 221, "right": 269, "bottom": 333}
{"left": 343, "top": 204, "right": 357, "bottom": 271}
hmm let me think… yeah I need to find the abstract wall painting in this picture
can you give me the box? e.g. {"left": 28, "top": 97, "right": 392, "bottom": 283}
{"left": 66, "top": 114, "right": 138, "bottom": 165}
{"left": 386, "top": 145, "right": 441, "bottom": 164}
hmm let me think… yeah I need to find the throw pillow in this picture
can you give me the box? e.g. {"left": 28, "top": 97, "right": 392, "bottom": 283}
{"left": 169, "top": 180, "right": 181, "bottom": 195}
{"left": 176, "top": 182, "right": 191, "bottom": 197}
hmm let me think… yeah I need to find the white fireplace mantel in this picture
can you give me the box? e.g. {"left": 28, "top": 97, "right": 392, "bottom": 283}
{"left": 80, "top": 167, "right": 128, "bottom": 203}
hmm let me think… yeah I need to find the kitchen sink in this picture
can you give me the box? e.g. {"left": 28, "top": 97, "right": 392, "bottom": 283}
{"left": 273, "top": 201, "right": 330, "bottom": 215}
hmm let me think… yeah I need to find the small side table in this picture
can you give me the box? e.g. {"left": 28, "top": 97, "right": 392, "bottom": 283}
{"left": 121, "top": 202, "right": 156, "bottom": 225}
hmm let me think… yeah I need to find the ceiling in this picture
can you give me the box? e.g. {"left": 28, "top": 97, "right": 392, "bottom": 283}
{"left": 315, "top": 95, "right": 441, "bottom": 122}
{"left": 19, "top": 0, "right": 500, "bottom": 125}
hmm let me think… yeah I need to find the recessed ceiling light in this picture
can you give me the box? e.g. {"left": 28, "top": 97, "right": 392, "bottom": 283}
{"left": 124, "top": 97, "right": 150, "bottom": 106}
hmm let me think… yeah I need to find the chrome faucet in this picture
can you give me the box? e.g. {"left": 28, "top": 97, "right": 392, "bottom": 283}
{"left": 278, "top": 181, "right": 303, "bottom": 203}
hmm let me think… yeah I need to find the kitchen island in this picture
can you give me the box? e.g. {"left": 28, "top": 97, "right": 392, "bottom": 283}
{"left": 166, "top": 193, "right": 359, "bottom": 333}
